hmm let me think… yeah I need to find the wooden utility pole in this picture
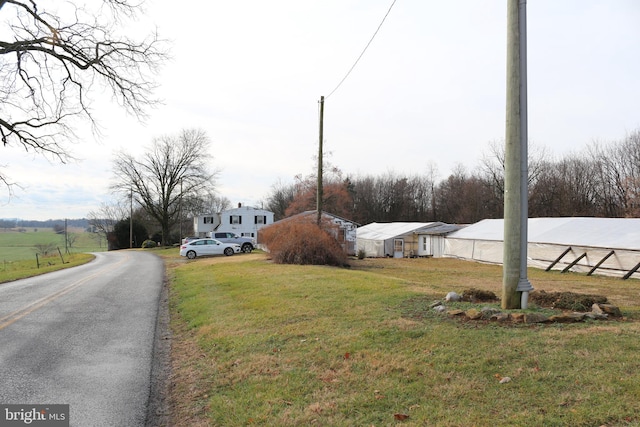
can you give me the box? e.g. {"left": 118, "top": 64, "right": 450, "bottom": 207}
{"left": 503, "top": 0, "right": 533, "bottom": 309}
{"left": 129, "top": 187, "right": 133, "bottom": 248}
{"left": 317, "top": 96, "right": 324, "bottom": 225}
{"left": 179, "top": 179, "right": 183, "bottom": 244}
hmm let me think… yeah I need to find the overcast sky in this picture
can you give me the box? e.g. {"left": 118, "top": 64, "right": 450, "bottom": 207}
{"left": 1, "top": 0, "right": 639, "bottom": 221}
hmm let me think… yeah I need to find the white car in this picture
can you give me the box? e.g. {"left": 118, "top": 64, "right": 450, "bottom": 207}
{"left": 179, "top": 238, "right": 241, "bottom": 259}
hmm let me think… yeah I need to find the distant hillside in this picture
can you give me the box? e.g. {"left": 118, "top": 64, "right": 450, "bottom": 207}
{"left": 0, "top": 218, "right": 90, "bottom": 230}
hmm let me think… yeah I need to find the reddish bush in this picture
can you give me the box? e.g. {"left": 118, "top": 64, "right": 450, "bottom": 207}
{"left": 260, "top": 218, "right": 348, "bottom": 266}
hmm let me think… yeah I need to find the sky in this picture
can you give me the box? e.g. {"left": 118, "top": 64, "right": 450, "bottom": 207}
{"left": 1, "top": 0, "right": 639, "bottom": 221}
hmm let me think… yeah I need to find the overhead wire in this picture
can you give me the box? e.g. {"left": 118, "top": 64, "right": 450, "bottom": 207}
{"left": 325, "top": 0, "right": 398, "bottom": 100}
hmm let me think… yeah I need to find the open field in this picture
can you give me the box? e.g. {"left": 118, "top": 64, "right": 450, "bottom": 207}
{"left": 0, "top": 228, "right": 106, "bottom": 262}
{"left": 157, "top": 250, "right": 640, "bottom": 426}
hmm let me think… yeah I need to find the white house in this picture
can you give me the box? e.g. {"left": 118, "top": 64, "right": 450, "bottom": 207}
{"left": 193, "top": 204, "right": 274, "bottom": 239}
{"left": 193, "top": 213, "right": 221, "bottom": 236}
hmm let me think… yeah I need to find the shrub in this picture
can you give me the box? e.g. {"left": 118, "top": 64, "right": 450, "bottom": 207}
{"left": 33, "top": 242, "right": 57, "bottom": 256}
{"left": 529, "top": 290, "right": 608, "bottom": 311}
{"left": 109, "top": 218, "right": 148, "bottom": 250}
{"left": 260, "top": 218, "right": 348, "bottom": 266}
{"left": 142, "top": 239, "right": 157, "bottom": 249}
{"left": 462, "top": 288, "right": 498, "bottom": 302}
{"left": 357, "top": 248, "right": 366, "bottom": 260}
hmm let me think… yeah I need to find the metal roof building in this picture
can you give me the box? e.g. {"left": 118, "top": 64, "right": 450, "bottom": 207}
{"left": 357, "top": 222, "right": 462, "bottom": 258}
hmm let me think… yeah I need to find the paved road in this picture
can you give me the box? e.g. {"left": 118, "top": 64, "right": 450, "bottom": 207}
{"left": 0, "top": 251, "right": 165, "bottom": 427}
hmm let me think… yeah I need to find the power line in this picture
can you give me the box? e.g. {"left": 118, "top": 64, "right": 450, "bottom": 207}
{"left": 325, "top": 0, "right": 398, "bottom": 100}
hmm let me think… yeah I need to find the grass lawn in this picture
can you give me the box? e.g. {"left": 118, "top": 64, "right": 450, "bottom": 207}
{"left": 160, "top": 250, "right": 640, "bottom": 426}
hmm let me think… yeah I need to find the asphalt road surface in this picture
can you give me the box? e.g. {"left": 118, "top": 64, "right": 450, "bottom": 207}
{"left": 0, "top": 251, "right": 165, "bottom": 427}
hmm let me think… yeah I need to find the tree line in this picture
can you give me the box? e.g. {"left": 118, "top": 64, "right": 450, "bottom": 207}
{"left": 265, "top": 130, "right": 640, "bottom": 225}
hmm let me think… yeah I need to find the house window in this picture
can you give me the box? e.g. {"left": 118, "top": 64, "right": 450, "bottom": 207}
{"left": 255, "top": 215, "right": 266, "bottom": 224}
{"left": 231, "top": 215, "right": 242, "bottom": 225}
{"left": 204, "top": 216, "right": 215, "bottom": 224}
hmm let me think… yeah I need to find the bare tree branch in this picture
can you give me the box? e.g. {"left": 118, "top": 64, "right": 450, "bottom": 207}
{"left": 1, "top": 0, "right": 168, "bottom": 186}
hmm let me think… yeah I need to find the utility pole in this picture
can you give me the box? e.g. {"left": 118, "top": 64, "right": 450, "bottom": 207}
{"left": 129, "top": 187, "right": 133, "bottom": 249}
{"left": 503, "top": 0, "right": 533, "bottom": 309}
{"left": 179, "top": 179, "right": 183, "bottom": 244}
{"left": 317, "top": 96, "right": 324, "bottom": 226}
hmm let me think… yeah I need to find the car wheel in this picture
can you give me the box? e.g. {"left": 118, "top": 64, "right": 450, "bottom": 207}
{"left": 187, "top": 250, "right": 197, "bottom": 259}
{"left": 224, "top": 247, "right": 234, "bottom": 256}
{"left": 241, "top": 243, "right": 253, "bottom": 253}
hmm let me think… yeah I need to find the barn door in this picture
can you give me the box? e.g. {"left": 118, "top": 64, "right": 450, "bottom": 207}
{"left": 393, "top": 239, "right": 404, "bottom": 258}
{"left": 420, "top": 235, "right": 432, "bottom": 256}
{"left": 420, "top": 235, "right": 438, "bottom": 257}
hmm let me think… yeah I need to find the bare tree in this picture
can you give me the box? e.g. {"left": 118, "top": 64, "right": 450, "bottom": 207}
{"left": 554, "top": 154, "right": 600, "bottom": 216}
{"left": 111, "top": 129, "right": 218, "bottom": 245}
{"left": 66, "top": 233, "right": 78, "bottom": 251}
{"left": 265, "top": 179, "right": 297, "bottom": 221}
{"left": 33, "top": 242, "right": 56, "bottom": 257}
{"left": 435, "top": 165, "right": 494, "bottom": 224}
{"left": 601, "top": 131, "right": 640, "bottom": 217}
{"left": 0, "top": 0, "right": 167, "bottom": 187}
{"left": 185, "top": 192, "right": 231, "bottom": 218}
{"left": 176, "top": 192, "right": 231, "bottom": 237}
{"left": 87, "top": 201, "right": 129, "bottom": 246}
{"left": 480, "top": 139, "right": 550, "bottom": 204}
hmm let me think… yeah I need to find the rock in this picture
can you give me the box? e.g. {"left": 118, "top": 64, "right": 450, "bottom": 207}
{"left": 445, "top": 292, "right": 461, "bottom": 302}
{"left": 584, "top": 312, "right": 608, "bottom": 320}
{"left": 490, "top": 313, "right": 511, "bottom": 322}
{"left": 499, "top": 376, "right": 511, "bottom": 384}
{"left": 510, "top": 313, "right": 525, "bottom": 323}
{"left": 481, "top": 307, "right": 501, "bottom": 319}
{"left": 465, "top": 308, "right": 482, "bottom": 320}
{"left": 598, "top": 304, "right": 622, "bottom": 318}
{"left": 447, "top": 309, "right": 465, "bottom": 317}
{"left": 429, "top": 300, "right": 443, "bottom": 308}
{"left": 548, "top": 313, "right": 586, "bottom": 323}
{"left": 591, "top": 303, "right": 604, "bottom": 315}
{"left": 524, "top": 313, "right": 549, "bottom": 324}
{"left": 433, "top": 305, "right": 446, "bottom": 313}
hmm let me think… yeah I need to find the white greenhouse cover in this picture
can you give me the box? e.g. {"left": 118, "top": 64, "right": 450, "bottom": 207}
{"left": 357, "top": 222, "right": 439, "bottom": 240}
{"left": 447, "top": 217, "right": 640, "bottom": 251}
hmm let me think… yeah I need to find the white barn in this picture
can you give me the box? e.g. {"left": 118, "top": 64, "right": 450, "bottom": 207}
{"left": 356, "top": 222, "right": 461, "bottom": 258}
{"left": 444, "top": 217, "right": 640, "bottom": 279}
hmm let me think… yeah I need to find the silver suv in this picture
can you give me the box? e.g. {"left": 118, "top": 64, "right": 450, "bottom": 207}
{"left": 210, "top": 232, "right": 255, "bottom": 253}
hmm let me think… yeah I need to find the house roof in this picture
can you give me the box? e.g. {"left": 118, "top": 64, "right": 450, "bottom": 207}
{"left": 357, "top": 222, "right": 445, "bottom": 241}
{"left": 416, "top": 223, "right": 464, "bottom": 235}
{"left": 276, "top": 210, "right": 359, "bottom": 226}
{"left": 447, "top": 217, "right": 640, "bottom": 251}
